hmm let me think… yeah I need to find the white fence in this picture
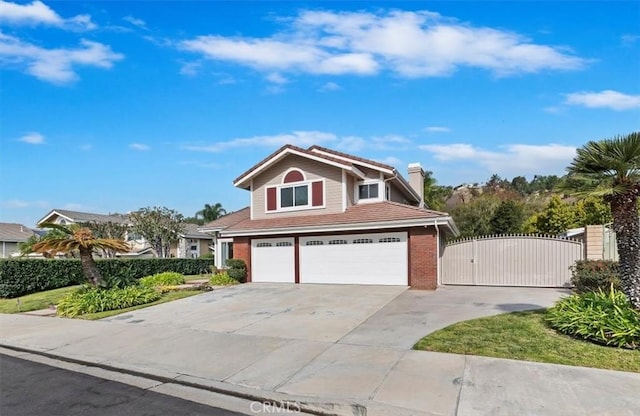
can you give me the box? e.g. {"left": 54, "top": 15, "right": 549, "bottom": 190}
{"left": 441, "top": 235, "right": 583, "bottom": 287}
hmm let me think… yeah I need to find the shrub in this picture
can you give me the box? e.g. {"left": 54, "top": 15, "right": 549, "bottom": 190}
{"left": 99, "top": 275, "right": 138, "bottom": 289}
{"left": 225, "top": 259, "right": 247, "bottom": 282}
{"left": 209, "top": 272, "right": 240, "bottom": 286}
{"left": 56, "top": 286, "right": 161, "bottom": 318}
{"left": 546, "top": 288, "right": 640, "bottom": 349}
{"left": 139, "top": 272, "right": 185, "bottom": 288}
{"left": 0, "top": 258, "right": 214, "bottom": 298}
{"left": 199, "top": 253, "right": 214, "bottom": 259}
{"left": 570, "top": 260, "right": 620, "bottom": 293}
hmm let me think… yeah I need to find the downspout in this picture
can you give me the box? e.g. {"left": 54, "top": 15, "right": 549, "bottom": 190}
{"left": 434, "top": 220, "right": 441, "bottom": 286}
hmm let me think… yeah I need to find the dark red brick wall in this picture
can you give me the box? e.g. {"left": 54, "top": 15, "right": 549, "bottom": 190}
{"left": 409, "top": 227, "right": 438, "bottom": 290}
{"left": 232, "top": 237, "right": 251, "bottom": 282}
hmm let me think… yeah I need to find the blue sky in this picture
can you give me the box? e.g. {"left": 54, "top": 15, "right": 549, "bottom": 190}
{"left": 1, "top": 1, "right": 639, "bottom": 227}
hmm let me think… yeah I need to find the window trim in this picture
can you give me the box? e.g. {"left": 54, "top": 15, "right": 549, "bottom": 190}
{"left": 355, "top": 179, "right": 383, "bottom": 204}
{"left": 265, "top": 178, "right": 326, "bottom": 214}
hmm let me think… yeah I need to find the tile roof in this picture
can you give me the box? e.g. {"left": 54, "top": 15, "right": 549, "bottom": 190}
{"left": 222, "top": 201, "right": 450, "bottom": 234}
{"left": 308, "top": 145, "right": 395, "bottom": 171}
{"left": 200, "top": 207, "right": 251, "bottom": 230}
{"left": 40, "top": 209, "right": 130, "bottom": 225}
{"left": 233, "top": 144, "right": 355, "bottom": 186}
{"left": 181, "top": 223, "right": 215, "bottom": 239}
{"left": 0, "top": 223, "right": 37, "bottom": 242}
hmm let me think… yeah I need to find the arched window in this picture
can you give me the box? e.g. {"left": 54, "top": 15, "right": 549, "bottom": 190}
{"left": 283, "top": 169, "right": 305, "bottom": 183}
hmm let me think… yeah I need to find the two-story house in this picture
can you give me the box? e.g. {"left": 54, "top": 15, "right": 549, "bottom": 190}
{"left": 201, "top": 145, "right": 458, "bottom": 289}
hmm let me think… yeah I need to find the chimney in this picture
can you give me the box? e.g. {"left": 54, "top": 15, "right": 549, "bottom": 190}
{"left": 407, "top": 163, "right": 425, "bottom": 208}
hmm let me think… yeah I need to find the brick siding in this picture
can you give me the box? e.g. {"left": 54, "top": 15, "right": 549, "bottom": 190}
{"left": 409, "top": 227, "right": 438, "bottom": 290}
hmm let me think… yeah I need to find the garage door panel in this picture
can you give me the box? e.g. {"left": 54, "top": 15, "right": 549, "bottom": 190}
{"left": 300, "top": 232, "right": 407, "bottom": 286}
{"left": 251, "top": 238, "right": 295, "bottom": 283}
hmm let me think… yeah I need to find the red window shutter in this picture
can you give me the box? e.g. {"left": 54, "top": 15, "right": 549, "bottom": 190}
{"left": 312, "top": 181, "right": 323, "bottom": 207}
{"left": 266, "top": 187, "right": 277, "bottom": 211}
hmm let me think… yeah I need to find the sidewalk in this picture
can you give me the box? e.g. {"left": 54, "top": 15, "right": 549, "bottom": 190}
{"left": 1, "top": 314, "right": 638, "bottom": 416}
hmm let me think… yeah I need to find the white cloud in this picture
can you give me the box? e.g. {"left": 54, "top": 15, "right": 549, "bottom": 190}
{"left": 129, "top": 143, "right": 150, "bottom": 151}
{"left": 336, "top": 136, "right": 366, "bottom": 152}
{"left": 266, "top": 72, "right": 288, "bottom": 84}
{"left": 123, "top": 15, "right": 146, "bottom": 29}
{"left": 420, "top": 143, "right": 576, "bottom": 177}
{"left": 179, "top": 10, "right": 586, "bottom": 80}
{"left": 425, "top": 126, "right": 451, "bottom": 133}
{"left": 376, "top": 156, "right": 403, "bottom": 166}
{"left": 564, "top": 90, "right": 640, "bottom": 111}
{"left": 371, "top": 135, "right": 411, "bottom": 150}
{"left": 0, "top": 33, "right": 123, "bottom": 84}
{"left": 178, "top": 161, "right": 221, "bottom": 169}
{"left": 184, "top": 131, "right": 337, "bottom": 152}
{"left": 621, "top": 34, "right": 640, "bottom": 45}
{"left": 0, "top": 0, "right": 96, "bottom": 30}
{"left": 318, "top": 81, "right": 342, "bottom": 92}
{"left": 179, "top": 60, "right": 201, "bottom": 76}
{"left": 18, "top": 132, "right": 45, "bottom": 144}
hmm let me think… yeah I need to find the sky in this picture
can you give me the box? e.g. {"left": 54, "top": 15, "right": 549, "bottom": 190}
{"left": 1, "top": 1, "right": 639, "bottom": 227}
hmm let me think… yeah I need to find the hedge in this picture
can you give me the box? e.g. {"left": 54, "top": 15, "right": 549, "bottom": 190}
{"left": 570, "top": 260, "right": 620, "bottom": 293}
{"left": 0, "top": 258, "right": 215, "bottom": 298}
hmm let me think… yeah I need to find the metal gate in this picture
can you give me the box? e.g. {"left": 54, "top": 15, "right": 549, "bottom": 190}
{"left": 441, "top": 235, "right": 583, "bottom": 287}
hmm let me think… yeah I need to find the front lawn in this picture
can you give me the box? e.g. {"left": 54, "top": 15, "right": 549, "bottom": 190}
{"left": 414, "top": 310, "right": 640, "bottom": 373}
{"left": 0, "top": 286, "right": 79, "bottom": 314}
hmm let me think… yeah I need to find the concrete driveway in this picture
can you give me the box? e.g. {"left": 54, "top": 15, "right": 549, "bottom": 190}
{"left": 102, "top": 283, "right": 568, "bottom": 349}
{"left": 3, "top": 284, "right": 637, "bottom": 416}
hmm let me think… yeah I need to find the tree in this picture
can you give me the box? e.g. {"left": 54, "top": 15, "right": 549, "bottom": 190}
{"left": 423, "top": 171, "right": 452, "bottom": 211}
{"left": 79, "top": 219, "right": 129, "bottom": 258}
{"left": 451, "top": 195, "right": 501, "bottom": 238}
{"left": 534, "top": 195, "right": 577, "bottom": 234}
{"left": 510, "top": 176, "right": 529, "bottom": 195}
{"left": 490, "top": 200, "right": 525, "bottom": 234}
{"left": 562, "top": 132, "right": 640, "bottom": 309}
{"left": 129, "top": 206, "right": 185, "bottom": 258}
{"left": 31, "top": 223, "right": 130, "bottom": 287}
{"left": 574, "top": 196, "right": 612, "bottom": 226}
{"left": 196, "top": 203, "right": 227, "bottom": 223}
{"left": 18, "top": 228, "right": 68, "bottom": 256}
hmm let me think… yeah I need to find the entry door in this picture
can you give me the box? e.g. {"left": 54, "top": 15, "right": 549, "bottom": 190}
{"left": 251, "top": 238, "right": 295, "bottom": 283}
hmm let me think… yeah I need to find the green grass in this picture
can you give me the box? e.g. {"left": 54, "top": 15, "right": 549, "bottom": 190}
{"left": 77, "top": 290, "right": 203, "bottom": 320}
{"left": 0, "top": 286, "right": 79, "bottom": 314}
{"left": 414, "top": 310, "right": 640, "bottom": 373}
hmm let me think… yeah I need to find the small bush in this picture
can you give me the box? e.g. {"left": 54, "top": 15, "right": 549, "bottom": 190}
{"left": 99, "top": 275, "right": 138, "bottom": 289}
{"left": 225, "top": 259, "right": 247, "bottom": 282}
{"left": 56, "top": 286, "right": 161, "bottom": 318}
{"left": 570, "top": 260, "right": 620, "bottom": 293}
{"left": 199, "top": 253, "right": 214, "bottom": 259}
{"left": 546, "top": 288, "right": 640, "bottom": 349}
{"left": 139, "top": 272, "right": 185, "bottom": 288}
{"left": 209, "top": 272, "right": 240, "bottom": 286}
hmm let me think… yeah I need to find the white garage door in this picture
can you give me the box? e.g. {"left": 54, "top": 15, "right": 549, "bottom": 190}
{"left": 251, "top": 238, "right": 295, "bottom": 283}
{"left": 299, "top": 232, "right": 407, "bottom": 285}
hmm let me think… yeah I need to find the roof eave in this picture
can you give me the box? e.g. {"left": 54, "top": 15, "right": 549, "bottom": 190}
{"left": 220, "top": 216, "right": 456, "bottom": 237}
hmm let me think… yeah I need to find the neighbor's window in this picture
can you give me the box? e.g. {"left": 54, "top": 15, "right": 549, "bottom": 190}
{"left": 358, "top": 183, "right": 379, "bottom": 199}
{"left": 281, "top": 185, "right": 309, "bottom": 208}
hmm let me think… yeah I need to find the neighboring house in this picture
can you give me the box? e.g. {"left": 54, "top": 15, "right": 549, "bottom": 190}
{"left": 37, "top": 209, "right": 210, "bottom": 259}
{"left": 170, "top": 223, "right": 214, "bottom": 258}
{"left": 201, "top": 144, "right": 459, "bottom": 289}
{"left": 0, "top": 223, "right": 37, "bottom": 258}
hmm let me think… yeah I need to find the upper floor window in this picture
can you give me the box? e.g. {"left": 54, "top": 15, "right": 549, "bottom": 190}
{"left": 281, "top": 185, "right": 308, "bottom": 208}
{"left": 358, "top": 183, "right": 379, "bottom": 199}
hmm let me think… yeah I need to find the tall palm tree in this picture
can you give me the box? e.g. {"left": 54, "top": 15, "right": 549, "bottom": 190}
{"left": 196, "top": 203, "right": 227, "bottom": 222}
{"left": 564, "top": 132, "right": 640, "bottom": 309}
{"left": 31, "top": 223, "right": 130, "bottom": 287}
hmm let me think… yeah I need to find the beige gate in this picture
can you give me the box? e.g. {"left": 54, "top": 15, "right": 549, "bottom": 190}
{"left": 441, "top": 235, "right": 583, "bottom": 287}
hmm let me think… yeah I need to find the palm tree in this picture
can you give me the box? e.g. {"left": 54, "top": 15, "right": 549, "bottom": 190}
{"left": 564, "top": 132, "right": 640, "bottom": 309}
{"left": 31, "top": 223, "right": 130, "bottom": 287}
{"left": 196, "top": 203, "right": 227, "bottom": 223}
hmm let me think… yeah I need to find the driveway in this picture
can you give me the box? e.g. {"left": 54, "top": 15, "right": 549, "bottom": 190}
{"left": 102, "top": 283, "right": 568, "bottom": 349}
{"left": 4, "top": 284, "right": 636, "bottom": 416}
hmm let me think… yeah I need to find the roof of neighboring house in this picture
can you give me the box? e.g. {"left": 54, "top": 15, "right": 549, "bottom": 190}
{"left": 38, "top": 209, "right": 129, "bottom": 226}
{"left": 220, "top": 201, "right": 457, "bottom": 236}
{"left": 181, "top": 223, "right": 215, "bottom": 239}
{"left": 200, "top": 207, "right": 251, "bottom": 232}
{"left": 0, "top": 223, "right": 37, "bottom": 242}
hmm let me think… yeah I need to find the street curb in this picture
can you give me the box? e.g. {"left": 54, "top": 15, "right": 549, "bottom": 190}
{"left": 0, "top": 343, "right": 366, "bottom": 416}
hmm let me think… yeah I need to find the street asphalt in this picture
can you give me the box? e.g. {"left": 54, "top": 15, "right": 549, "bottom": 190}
{"left": 0, "top": 354, "right": 247, "bottom": 416}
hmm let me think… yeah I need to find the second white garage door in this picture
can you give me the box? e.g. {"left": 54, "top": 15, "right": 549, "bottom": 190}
{"left": 299, "top": 232, "right": 408, "bottom": 285}
{"left": 251, "top": 238, "right": 295, "bottom": 283}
